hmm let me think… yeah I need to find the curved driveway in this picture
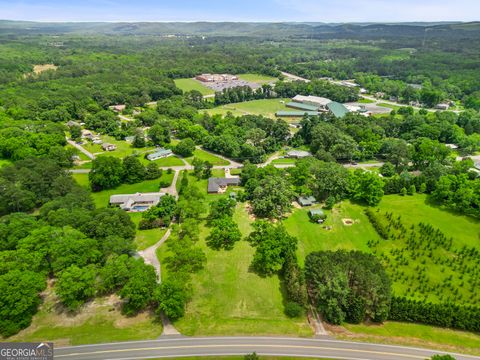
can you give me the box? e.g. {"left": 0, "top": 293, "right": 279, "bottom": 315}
{"left": 55, "top": 337, "right": 479, "bottom": 360}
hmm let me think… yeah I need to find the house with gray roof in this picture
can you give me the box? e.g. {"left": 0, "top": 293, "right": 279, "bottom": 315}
{"left": 208, "top": 177, "right": 241, "bottom": 193}
{"left": 286, "top": 150, "right": 311, "bottom": 159}
{"left": 147, "top": 148, "right": 173, "bottom": 161}
{"left": 109, "top": 192, "right": 164, "bottom": 212}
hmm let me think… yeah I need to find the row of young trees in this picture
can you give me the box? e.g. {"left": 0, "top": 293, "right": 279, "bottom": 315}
{"left": 389, "top": 297, "right": 480, "bottom": 332}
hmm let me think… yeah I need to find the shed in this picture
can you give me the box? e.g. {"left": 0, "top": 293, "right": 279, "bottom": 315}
{"left": 298, "top": 196, "right": 317, "bottom": 207}
{"left": 102, "top": 143, "right": 116, "bottom": 151}
{"left": 308, "top": 209, "right": 326, "bottom": 223}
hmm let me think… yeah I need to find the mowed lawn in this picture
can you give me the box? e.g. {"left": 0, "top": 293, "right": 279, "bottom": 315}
{"left": 185, "top": 148, "right": 229, "bottom": 166}
{"left": 341, "top": 321, "right": 480, "bottom": 355}
{"left": 237, "top": 73, "right": 278, "bottom": 84}
{"left": 204, "top": 98, "right": 291, "bottom": 119}
{"left": 283, "top": 201, "right": 377, "bottom": 266}
{"left": 168, "top": 203, "right": 312, "bottom": 336}
{"left": 174, "top": 78, "right": 215, "bottom": 96}
{"left": 377, "top": 194, "right": 480, "bottom": 249}
{"left": 129, "top": 212, "right": 168, "bottom": 250}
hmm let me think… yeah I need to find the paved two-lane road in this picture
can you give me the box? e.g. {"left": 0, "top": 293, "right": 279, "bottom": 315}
{"left": 55, "top": 337, "right": 479, "bottom": 360}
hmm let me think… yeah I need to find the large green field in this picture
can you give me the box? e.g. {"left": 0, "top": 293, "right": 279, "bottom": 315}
{"left": 163, "top": 203, "right": 312, "bottom": 336}
{"left": 185, "top": 148, "right": 230, "bottom": 166}
{"left": 174, "top": 78, "right": 215, "bottom": 96}
{"left": 204, "top": 98, "right": 291, "bottom": 119}
{"left": 237, "top": 73, "right": 278, "bottom": 83}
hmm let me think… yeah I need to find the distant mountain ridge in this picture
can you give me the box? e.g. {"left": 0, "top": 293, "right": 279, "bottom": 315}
{"left": 0, "top": 20, "right": 478, "bottom": 37}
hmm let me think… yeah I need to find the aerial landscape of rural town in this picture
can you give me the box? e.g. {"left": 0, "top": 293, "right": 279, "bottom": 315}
{"left": 0, "top": 1, "right": 479, "bottom": 359}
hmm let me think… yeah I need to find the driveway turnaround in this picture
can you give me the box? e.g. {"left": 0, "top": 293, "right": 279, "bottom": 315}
{"left": 55, "top": 336, "right": 480, "bottom": 360}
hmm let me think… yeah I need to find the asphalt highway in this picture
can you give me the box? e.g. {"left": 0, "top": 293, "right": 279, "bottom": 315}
{"left": 55, "top": 336, "right": 480, "bottom": 360}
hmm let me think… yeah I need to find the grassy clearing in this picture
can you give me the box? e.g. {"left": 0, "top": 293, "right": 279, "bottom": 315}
{"left": 237, "top": 73, "right": 278, "bottom": 83}
{"left": 283, "top": 201, "right": 376, "bottom": 266}
{"left": 338, "top": 321, "right": 480, "bottom": 355}
{"left": 163, "top": 203, "right": 312, "bottom": 336}
{"left": 7, "top": 287, "right": 162, "bottom": 346}
{"left": 205, "top": 98, "right": 290, "bottom": 119}
{"left": 71, "top": 173, "right": 90, "bottom": 188}
{"left": 185, "top": 148, "right": 230, "bottom": 166}
{"left": 174, "top": 78, "right": 215, "bottom": 96}
{"left": 82, "top": 135, "right": 156, "bottom": 159}
{"left": 129, "top": 212, "right": 168, "bottom": 250}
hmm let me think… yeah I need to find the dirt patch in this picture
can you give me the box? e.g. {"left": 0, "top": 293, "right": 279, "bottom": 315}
{"left": 245, "top": 203, "right": 257, "bottom": 221}
{"left": 292, "top": 201, "right": 302, "bottom": 209}
{"left": 114, "top": 311, "right": 151, "bottom": 328}
{"left": 342, "top": 218, "right": 354, "bottom": 226}
{"left": 33, "top": 64, "right": 58, "bottom": 74}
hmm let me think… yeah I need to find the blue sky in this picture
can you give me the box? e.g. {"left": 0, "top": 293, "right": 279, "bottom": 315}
{"left": 0, "top": 0, "right": 478, "bottom": 22}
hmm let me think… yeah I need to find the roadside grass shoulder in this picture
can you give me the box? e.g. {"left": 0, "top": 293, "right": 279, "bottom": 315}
{"left": 7, "top": 288, "right": 162, "bottom": 346}
{"left": 338, "top": 321, "right": 480, "bottom": 356}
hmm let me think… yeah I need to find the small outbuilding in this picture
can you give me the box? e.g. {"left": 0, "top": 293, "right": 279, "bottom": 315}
{"left": 308, "top": 209, "right": 326, "bottom": 223}
{"left": 102, "top": 143, "right": 116, "bottom": 151}
{"left": 298, "top": 196, "right": 317, "bottom": 207}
